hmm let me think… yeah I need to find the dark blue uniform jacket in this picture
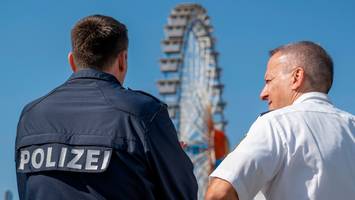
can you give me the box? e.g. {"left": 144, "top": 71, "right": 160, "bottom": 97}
{"left": 16, "top": 69, "right": 198, "bottom": 200}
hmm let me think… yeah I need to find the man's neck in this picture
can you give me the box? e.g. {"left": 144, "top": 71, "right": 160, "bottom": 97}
{"left": 103, "top": 65, "right": 122, "bottom": 84}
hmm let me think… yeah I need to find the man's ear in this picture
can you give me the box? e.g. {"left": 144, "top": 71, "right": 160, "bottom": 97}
{"left": 118, "top": 50, "right": 127, "bottom": 72}
{"left": 68, "top": 52, "right": 78, "bottom": 72}
{"left": 291, "top": 67, "right": 305, "bottom": 90}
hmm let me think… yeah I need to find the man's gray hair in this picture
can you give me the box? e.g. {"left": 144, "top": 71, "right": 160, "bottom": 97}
{"left": 270, "top": 41, "right": 334, "bottom": 93}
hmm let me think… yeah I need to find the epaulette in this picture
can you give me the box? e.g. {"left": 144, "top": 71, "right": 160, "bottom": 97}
{"left": 128, "top": 88, "right": 163, "bottom": 104}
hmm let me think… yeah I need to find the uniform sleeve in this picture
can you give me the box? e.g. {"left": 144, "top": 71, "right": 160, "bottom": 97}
{"left": 145, "top": 105, "right": 198, "bottom": 200}
{"left": 14, "top": 104, "right": 31, "bottom": 199}
{"left": 210, "top": 117, "right": 286, "bottom": 200}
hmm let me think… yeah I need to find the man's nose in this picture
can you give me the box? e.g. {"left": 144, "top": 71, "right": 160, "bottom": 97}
{"left": 260, "top": 86, "right": 268, "bottom": 101}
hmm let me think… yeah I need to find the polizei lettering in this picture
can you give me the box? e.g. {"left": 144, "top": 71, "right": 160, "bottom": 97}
{"left": 17, "top": 144, "right": 112, "bottom": 173}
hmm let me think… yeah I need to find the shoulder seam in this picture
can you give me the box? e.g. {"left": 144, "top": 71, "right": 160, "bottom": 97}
{"left": 94, "top": 81, "right": 139, "bottom": 117}
{"left": 144, "top": 103, "right": 165, "bottom": 134}
{"left": 95, "top": 81, "right": 161, "bottom": 121}
{"left": 19, "top": 82, "right": 67, "bottom": 121}
{"left": 132, "top": 89, "right": 162, "bottom": 104}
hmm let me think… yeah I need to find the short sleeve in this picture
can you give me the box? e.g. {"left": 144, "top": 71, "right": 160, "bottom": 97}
{"left": 210, "top": 117, "right": 285, "bottom": 200}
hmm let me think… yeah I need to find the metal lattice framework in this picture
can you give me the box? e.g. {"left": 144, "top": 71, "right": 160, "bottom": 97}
{"left": 157, "top": 4, "right": 227, "bottom": 198}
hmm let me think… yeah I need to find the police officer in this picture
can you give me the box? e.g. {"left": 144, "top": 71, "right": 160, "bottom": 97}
{"left": 16, "top": 15, "right": 198, "bottom": 200}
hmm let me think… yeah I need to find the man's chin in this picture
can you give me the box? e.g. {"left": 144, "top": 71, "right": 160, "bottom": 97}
{"left": 268, "top": 105, "right": 273, "bottom": 110}
{"left": 268, "top": 104, "right": 279, "bottom": 110}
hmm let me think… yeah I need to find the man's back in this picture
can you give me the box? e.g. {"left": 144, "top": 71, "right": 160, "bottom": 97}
{"left": 16, "top": 69, "right": 197, "bottom": 200}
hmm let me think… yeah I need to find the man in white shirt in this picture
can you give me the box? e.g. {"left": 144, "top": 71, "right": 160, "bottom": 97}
{"left": 205, "top": 41, "right": 355, "bottom": 200}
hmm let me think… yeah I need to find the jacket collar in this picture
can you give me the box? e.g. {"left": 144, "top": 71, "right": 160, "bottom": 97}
{"left": 68, "top": 68, "right": 121, "bottom": 85}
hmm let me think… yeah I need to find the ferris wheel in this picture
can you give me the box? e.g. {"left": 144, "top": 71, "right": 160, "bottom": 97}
{"left": 157, "top": 3, "right": 228, "bottom": 198}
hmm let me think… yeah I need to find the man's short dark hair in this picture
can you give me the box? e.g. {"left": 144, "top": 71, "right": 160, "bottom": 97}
{"left": 71, "top": 15, "right": 128, "bottom": 70}
{"left": 270, "top": 41, "right": 334, "bottom": 93}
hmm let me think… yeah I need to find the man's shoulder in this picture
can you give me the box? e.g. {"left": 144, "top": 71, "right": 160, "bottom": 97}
{"left": 255, "top": 106, "right": 302, "bottom": 127}
{"left": 19, "top": 83, "right": 66, "bottom": 119}
{"left": 20, "top": 96, "right": 45, "bottom": 118}
{"left": 129, "top": 89, "right": 163, "bottom": 104}
{"left": 259, "top": 103, "right": 308, "bottom": 119}
{"left": 331, "top": 106, "right": 355, "bottom": 122}
{"left": 258, "top": 101, "right": 355, "bottom": 125}
{"left": 259, "top": 110, "right": 275, "bottom": 117}
{"left": 108, "top": 88, "right": 166, "bottom": 119}
{"left": 257, "top": 107, "right": 291, "bottom": 120}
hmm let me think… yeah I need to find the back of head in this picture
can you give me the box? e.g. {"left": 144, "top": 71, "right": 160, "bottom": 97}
{"left": 71, "top": 15, "right": 128, "bottom": 70}
{"left": 270, "top": 41, "right": 334, "bottom": 93}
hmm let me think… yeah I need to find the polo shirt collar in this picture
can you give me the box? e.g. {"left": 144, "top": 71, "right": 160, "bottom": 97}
{"left": 293, "top": 92, "right": 332, "bottom": 105}
{"left": 68, "top": 68, "right": 121, "bottom": 85}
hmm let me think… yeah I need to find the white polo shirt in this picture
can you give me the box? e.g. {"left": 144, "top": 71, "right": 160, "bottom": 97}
{"left": 210, "top": 92, "right": 355, "bottom": 200}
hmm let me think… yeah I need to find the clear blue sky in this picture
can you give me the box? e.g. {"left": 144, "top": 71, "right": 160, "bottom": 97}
{"left": 1, "top": 0, "right": 354, "bottom": 198}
